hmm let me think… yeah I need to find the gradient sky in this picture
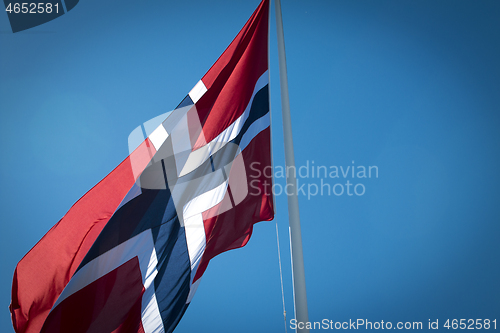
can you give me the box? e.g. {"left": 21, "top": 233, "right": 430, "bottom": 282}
{"left": 1, "top": 1, "right": 499, "bottom": 332}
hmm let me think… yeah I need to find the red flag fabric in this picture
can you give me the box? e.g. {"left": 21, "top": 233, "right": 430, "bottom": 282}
{"left": 10, "top": 0, "right": 272, "bottom": 332}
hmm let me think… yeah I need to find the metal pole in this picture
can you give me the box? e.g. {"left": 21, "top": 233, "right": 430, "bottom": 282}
{"left": 274, "top": 0, "right": 309, "bottom": 332}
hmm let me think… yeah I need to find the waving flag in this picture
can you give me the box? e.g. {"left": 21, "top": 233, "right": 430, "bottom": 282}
{"left": 10, "top": 0, "right": 273, "bottom": 332}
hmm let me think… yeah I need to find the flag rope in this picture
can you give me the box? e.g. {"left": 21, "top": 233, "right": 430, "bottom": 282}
{"left": 276, "top": 221, "right": 288, "bottom": 333}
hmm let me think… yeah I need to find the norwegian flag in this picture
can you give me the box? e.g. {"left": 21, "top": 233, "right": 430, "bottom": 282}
{"left": 10, "top": 0, "right": 274, "bottom": 332}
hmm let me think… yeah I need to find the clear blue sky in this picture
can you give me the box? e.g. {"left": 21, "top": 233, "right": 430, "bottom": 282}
{"left": 1, "top": 1, "right": 499, "bottom": 332}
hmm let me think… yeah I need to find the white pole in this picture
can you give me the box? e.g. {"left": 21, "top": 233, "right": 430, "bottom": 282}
{"left": 274, "top": 0, "right": 310, "bottom": 332}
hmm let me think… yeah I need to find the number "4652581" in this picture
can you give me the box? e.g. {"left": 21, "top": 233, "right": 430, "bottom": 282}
{"left": 5, "top": 3, "right": 59, "bottom": 14}
{"left": 444, "top": 319, "right": 497, "bottom": 330}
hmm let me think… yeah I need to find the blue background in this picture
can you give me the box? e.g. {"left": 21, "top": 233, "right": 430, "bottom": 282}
{"left": 1, "top": 0, "right": 499, "bottom": 332}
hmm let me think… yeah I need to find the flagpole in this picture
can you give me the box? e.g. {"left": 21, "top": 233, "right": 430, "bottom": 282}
{"left": 274, "top": 0, "right": 310, "bottom": 332}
